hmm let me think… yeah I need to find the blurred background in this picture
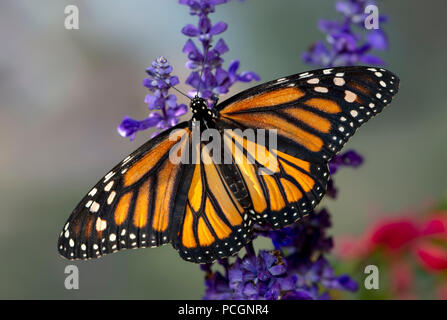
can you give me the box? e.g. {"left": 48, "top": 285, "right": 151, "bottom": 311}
{"left": 1, "top": 0, "right": 446, "bottom": 299}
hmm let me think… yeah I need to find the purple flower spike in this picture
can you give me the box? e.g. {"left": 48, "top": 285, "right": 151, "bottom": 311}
{"left": 303, "top": 0, "right": 388, "bottom": 67}
{"left": 180, "top": 0, "right": 259, "bottom": 105}
{"left": 117, "top": 56, "right": 187, "bottom": 140}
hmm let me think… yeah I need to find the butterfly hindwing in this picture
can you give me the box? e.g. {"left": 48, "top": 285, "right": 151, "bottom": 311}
{"left": 173, "top": 141, "right": 253, "bottom": 263}
{"left": 217, "top": 120, "right": 329, "bottom": 229}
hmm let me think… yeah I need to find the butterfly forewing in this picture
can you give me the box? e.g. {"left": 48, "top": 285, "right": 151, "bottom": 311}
{"left": 218, "top": 66, "right": 400, "bottom": 163}
{"left": 58, "top": 122, "right": 190, "bottom": 260}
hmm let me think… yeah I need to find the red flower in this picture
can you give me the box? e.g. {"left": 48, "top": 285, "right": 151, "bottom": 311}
{"left": 415, "top": 242, "right": 447, "bottom": 272}
{"left": 368, "top": 218, "right": 420, "bottom": 251}
{"left": 421, "top": 212, "right": 447, "bottom": 239}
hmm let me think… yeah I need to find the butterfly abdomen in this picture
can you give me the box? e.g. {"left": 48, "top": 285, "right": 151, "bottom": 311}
{"left": 218, "top": 163, "right": 251, "bottom": 210}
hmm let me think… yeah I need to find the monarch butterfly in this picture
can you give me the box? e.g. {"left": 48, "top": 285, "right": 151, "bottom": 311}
{"left": 58, "top": 66, "right": 399, "bottom": 263}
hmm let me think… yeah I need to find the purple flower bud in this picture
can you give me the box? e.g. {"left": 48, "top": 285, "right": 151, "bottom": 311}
{"left": 329, "top": 150, "right": 364, "bottom": 174}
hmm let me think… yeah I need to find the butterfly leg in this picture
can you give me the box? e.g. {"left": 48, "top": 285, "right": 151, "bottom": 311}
{"left": 210, "top": 95, "right": 219, "bottom": 109}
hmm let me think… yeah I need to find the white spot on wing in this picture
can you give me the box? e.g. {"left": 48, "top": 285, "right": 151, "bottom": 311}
{"left": 90, "top": 201, "right": 100, "bottom": 213}
{"left": 95, "top": 218, "right": 107, "bottom": 231}
{"left": 344, "top": 90, "right": 357, "bottom": 103}
{"left": 333, "top": 77, "right": 345, "bottom": 86}
{"left": 107, "top": 191, "right": 116, "bottom": 205}
{"left": 307, "top": 78, "right": 319, "bottom": 84}
{"left": 104, "top": 181, "right": 114, "bottom": 192}
{"left": 314, "top": 86, "right": 328, "bottom": 93}
{"left": 104, "top": 171, "right": 115, "bottom": 183}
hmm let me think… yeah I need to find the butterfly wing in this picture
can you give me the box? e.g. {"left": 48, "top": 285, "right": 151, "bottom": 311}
{"left": 172, "top": 140, "right": 253, "bottom": 263}
{"left": 216, "top": 121, "right": 329, "bottom": 229}
{"left": 58, "top": 122, "right": 191, "bottom": 260}
{"left": 218, "top": 66, "right": 399, "bottom": 162}
{"left": 217, "top": 66, "right": 399, "bottom": 227}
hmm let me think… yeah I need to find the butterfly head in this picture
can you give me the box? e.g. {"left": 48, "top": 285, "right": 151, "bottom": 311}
{"left": 190, "top": 97, "right": 217, "bottom": 123}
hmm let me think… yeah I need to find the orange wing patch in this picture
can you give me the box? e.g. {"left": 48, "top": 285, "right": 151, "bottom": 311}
{"left": 124, "top": 131, "right": 186, "bottom": 187}
{"left": 262, "top": 175, "right": 286, "bottom": 211}
{"left": 281, "top": 108, "right": 331, "bottom": 133}
{"left": 223, "top": 112, "right": 323, "bottom": 152}
{"left": 114, "top": 192, "right": 132, "bottom": 226}
{"left": 279, "top": 159, "right": 315, "bottom": 192}
{"left": 197, "top": 217, "right": 215, "bottom": 246}
{"left": 152, "top": 160, "right": 179, "bottom": 232}
{"left": 280, "top": 178, "right": 303, "bottom": 203}
{"left": 275, "top": 150, "right": 311, "bottom": 172}
{"left": 188, "top": 161, "right": 203, "bottom": 212}
{"left": 205, "top": 199, "right": 232, "bottom": 240}
{"left": 133, "top": 179, "right": 151, "bottom": 228}
{"left": 304, "top": 98, "right": 341, "bottom": 114}
{"left": 221, "top": 87, "right": 305, "bottom": 114}
{"left": 182, "top": 206, "right": 196, "bottom": 248}
{"left": 202, "top": 147, "right": 244, "bottom": 226}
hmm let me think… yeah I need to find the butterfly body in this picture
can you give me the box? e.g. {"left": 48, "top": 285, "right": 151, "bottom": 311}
{"left": 58, "top": 66, "right": 399, "bottom": 263}
{"left": 190, "top": 97, "right": 218, "bottom": 125}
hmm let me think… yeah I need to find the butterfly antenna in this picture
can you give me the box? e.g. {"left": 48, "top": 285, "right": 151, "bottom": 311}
{"left": 170, "top": 84, "right": 192, "bottom": 100}
{"left": 196, "top": 44, "right": 210, "bottom": 98}
{"left": 153, "top": 74, "right": 191, "bottom": 100}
